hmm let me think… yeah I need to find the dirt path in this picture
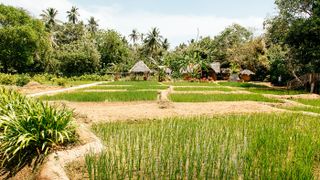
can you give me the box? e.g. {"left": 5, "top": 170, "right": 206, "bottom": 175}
{"left": 66, "top": 101, "right": 283, "bottom": 123}
{"left": 27, "top": 81, "right": 106, "bottom": 97}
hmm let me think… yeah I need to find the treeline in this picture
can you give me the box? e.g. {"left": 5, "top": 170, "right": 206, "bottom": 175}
{"left": 0, "top": 0, "right": 319, "bottom": 85}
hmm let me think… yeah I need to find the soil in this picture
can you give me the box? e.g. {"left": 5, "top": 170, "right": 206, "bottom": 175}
{"left": 18, "top": 81, "right": 63, "bottom": 95}
{"left": 65, "top": 101, "right": 283, "bottom": 124}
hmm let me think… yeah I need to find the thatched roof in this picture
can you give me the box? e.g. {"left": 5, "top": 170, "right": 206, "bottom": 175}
{"left": 240, "top": 69, "right": 255, "bottom": 75}
{"left": 209, "top": 62, "right": 221, "bottom": 73}
{"left": 129, "top": 61, "right": 151, "bottom": 73}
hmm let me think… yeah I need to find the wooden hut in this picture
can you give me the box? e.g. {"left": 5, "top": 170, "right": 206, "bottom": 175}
{"left": 239, "top": 69, "right": 255, "bottom": 82}
{"left": 129, "top": 61, "right": 151, "bottom": 80}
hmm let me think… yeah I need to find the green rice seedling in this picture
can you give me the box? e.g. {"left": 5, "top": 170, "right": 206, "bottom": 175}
{"left": 164, "top": 81, "right": 219, "bottom": 86}
{"left": 169, "top": 93, "right": 280, "bottom": 103}
{"left": 0, "top": 88, "right": 76, "bottom": 173}
{"left": 82, "top": 85, "right": 168, "bottom": 91}
{"left": 294, "top": 98, "right": 320, "bottom": 107}
{"left": 104, "top": 81, "right": 161, "bottom": 86}
{"left": 40, "top": 91, "right": 158, "bottom": 102}
{"left": 85, "top": 113, "right": 320, "bottom": 179}
{"left": 247, "top": 88, "right": 305, "bottom": 95}
{"left": 218, "top": 82, "right": 268, "bottom": 88}
{"left": 280, "top": 106, "right": 320, "bottom": 114}
{"left": 174, "top": 86, "right": 233, "bottom": 92}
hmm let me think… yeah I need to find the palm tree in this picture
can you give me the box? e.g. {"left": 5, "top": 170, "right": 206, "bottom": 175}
{"left": 67, "top": 6, "right": 80, "bottom": 24}
{"left": 140, "top": 33, "right": 144, "bottom": 42}
{"left": 87, "top": 16, "right": 99, "bottom": 34}
{"left": 144, "top": 27, "right": 163, "bottom": 56}
{"left": 129, "top": 29, "right": 139, "bottom": 44}
{"left": 162, "top": 38, "right": 170, "bottom": 50}
{"left": 40, "top": 8, "right": 59, "bottom": 30}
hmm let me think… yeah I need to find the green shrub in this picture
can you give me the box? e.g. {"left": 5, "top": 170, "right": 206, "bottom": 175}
{"left": 0, "top": 73, "right": 17, "bottom": 85}
{"left": 0, "top": 88, "right": 76, "bottom": 173}
{"left": 53, "top": 77, "right": 67, "bottom": 87}
{"left": 16, "top": 74, "right": 31, "bottom": 86}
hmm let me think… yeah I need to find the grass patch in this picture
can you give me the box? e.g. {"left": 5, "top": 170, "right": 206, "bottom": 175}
{"left": 174, "top": 86, "right": 233, "bottom": 92}
{"left": 163, "top": 81, "right": 219, "bottom": 86}
{"left": 248, "top": 88, "right": 306, "bottom": 95}
{"left": 169, "top": 93, "right": 279, "bottom": 103}
{"left": 294, "top": 99, "right": 320, "bottom": 107}
{"left": 85, "top": 113, "right": 320, "bottom": 179}
{"left": 40, "top": 91, "right": 158, "bottom": 102}
{"left": 218, "top": 82, "right": 268, "bottom": 88}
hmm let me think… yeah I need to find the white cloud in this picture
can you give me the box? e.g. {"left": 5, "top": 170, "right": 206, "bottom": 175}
{"left": 1, "top": 0, "right": 265, "bottom": 47}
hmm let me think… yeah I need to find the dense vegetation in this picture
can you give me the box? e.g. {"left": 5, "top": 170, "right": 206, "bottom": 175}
{"left": 1, "top": 0, "right": 319, "bottom": 91}
{"left": 86, "top": 113, "right": 320, "bottom": 179}
{"left": 0, "top": 88, "right": 76, "bottom": 175}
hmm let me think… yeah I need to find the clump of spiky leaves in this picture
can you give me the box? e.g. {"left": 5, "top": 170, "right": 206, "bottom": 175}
{"left": 0, "top": 88, "right": 77, "bottom": 175}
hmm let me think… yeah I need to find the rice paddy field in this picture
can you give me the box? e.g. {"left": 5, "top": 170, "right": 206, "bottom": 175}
{"left": 84, "top": 113, "right": 320, "bottom": 179}
{"left": 34, "top": 80, "right": 320, "bottom": 179}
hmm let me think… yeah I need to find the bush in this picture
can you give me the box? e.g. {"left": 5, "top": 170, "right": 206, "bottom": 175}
{"left": 0, "top": 73, "right": 17, "bottom": 85}
{"left": 53, "top": 77, "right": 67, "bottom": 87}
{"left": 16, "top": 74, "right": 31, "bottom": 86}
{"left": 0, "top": 88, "right": 77, "bottom": 173}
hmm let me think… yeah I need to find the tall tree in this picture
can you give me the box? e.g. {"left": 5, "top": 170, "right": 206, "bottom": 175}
{"left": 67, "top": 6, "right": 79, "bottom": 24}
{"left": 40, "top": 8, "right": 59, "bottom": 31}
{"left": 162, "top": 38, "right": 170, "bottom": 50}
{"left": 129, "top": 29, "right": 139, "bottom": 44}
{"left": 144, "top": 27, "right": 163, "bottom": 57}
{"left": 87, "top": 16, "right": 99, "bottom": 34}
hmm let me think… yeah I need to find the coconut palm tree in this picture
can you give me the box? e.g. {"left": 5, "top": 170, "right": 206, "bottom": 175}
{"left": 40, "top": 8, "right": 59, "bottom": 30}
{"left": 144, "top": 27, "right": 163, "bottom": 56}
{"left": 129, "top": 29, "right": 139, "bottom": 44}
{"left": 87, "top": 16, "right": 99, "bottom": 34}
{"left": 67, "top": 6, "right": 80, "bottom": 24}
{"left": 162, "top": 38, "right": 170, "bottom": 50}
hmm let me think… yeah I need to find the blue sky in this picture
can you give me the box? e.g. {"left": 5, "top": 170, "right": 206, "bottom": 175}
{"left": 1, "top": 0, "right": 277, "bottom": 47}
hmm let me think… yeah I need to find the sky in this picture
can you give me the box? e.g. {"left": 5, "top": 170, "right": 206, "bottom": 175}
{"left": 1, "top": 0, "right": 277, "bottom": 47}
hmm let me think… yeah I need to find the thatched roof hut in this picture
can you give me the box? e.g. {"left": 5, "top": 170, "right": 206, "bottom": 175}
{"left": 240, "top": 69, "right": 255, "bottom": 82}
{"left": 129, "top": 61, "right": 151, "bottom": 73}
{"left": 209, "top": 62, "right": 221, "bottom": 74}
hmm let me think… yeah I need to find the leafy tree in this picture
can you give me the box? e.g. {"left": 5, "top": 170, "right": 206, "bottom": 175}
{"left": 67, "top": 6, "right": 79, "bottom": 24}
{"left": 55, "top": 22, "right": 86, "bottom": 46}
{"left": 55, "top": 36, "right": 100, "bottom": 75}
{"left": 0, "top": 4, "right": 51, "bottom": 73}
{"left": 162, "top": 38, "right": 170, "bottom": 50}
{"left": 96, "top": 30, "right": 132, "bottom": 70}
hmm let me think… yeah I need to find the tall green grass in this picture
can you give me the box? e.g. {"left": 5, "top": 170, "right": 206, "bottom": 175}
{"left": 40, "top": 91, "right": 158, "bottom": 102}
{"left": 85, "top": 113, "right": 320, "bottom": 179}
{"left": 0, "top": 88, "right": 76, "bottom": 174}
{"left": 281, "top": 106, "right": 320, "bottom": 114}
{"left": 169, "top": 93, "right": 279, "bottom": 103}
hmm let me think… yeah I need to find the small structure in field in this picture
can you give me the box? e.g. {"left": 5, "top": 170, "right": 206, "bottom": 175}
{"left": 201, "top": 62, "right": 221, "bottom": 81}
{"left": 240, "top": 69, "right": 255, "bottom": 82}
{"left": 180, "top": 64, "right": 199, "bottom": 80}
{"left": 129, "top": 61, "right": 151, "bottom": 80}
